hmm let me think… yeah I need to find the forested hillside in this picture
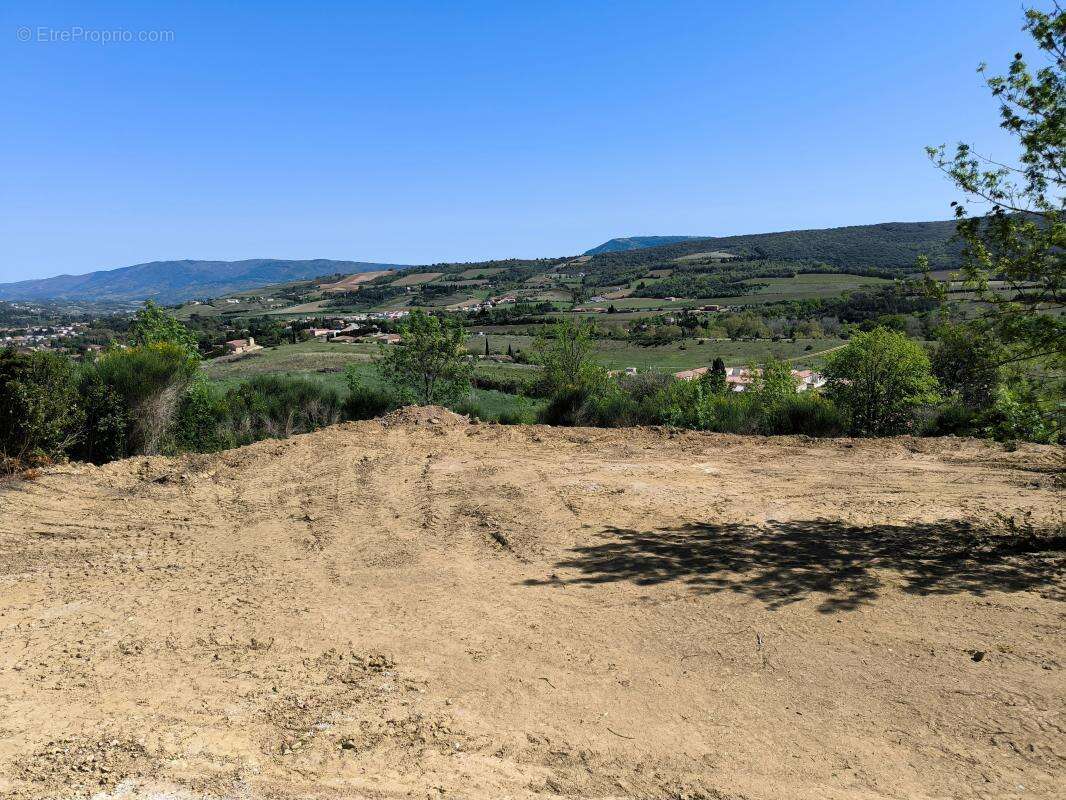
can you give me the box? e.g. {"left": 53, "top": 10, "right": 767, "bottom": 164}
{"left": 583, "top": 220, "right": 960, "bottom": 272}
{"left": 0, "top": 259, "right": 408, "bottom": 305}
{"left": 584, "top": 235, "right": 704, "bottom": 254}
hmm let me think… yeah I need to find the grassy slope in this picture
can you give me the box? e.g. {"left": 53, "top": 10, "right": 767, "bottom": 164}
{"left": 204, "top": 341, "right": 545, "bottom": 421}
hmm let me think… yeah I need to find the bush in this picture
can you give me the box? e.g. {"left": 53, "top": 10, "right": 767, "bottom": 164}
{"left": 344, "top": 366, "right": 401, "bottom": 420}
{"left": 925, "top": 401, "right": 981, "bottom": 437}
{"left": 0, "top": 349, "right": 82, "bottom": 467}
{"left": 173, "top": 380, "right": 235, "bottom": 453}
{"left": 471, "top": 372, "right": 542, "bottom": 397}
{"left": 693, "top": 391, "right": 763, "bottom": 434}
{"left": 75, "top": 369, "right": 130, "bottom": 464}
{"left": 761, "top": 392, "right": 845, "bottom": 436}
{"left": 225, "top": 375, "right": 343, "bottom": 442}
{"left": 574, "top": 381, "right": 647, "bottom": 427}
{"left": 539, "top": 386, "right": 594, "bottom": 426}
{"left": 91, "top": 344, "right": 199, "bottom": 455}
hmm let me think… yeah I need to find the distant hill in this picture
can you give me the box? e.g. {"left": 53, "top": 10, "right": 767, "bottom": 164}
{"left": 0, "top": 219, "right": 962, "bottom": 308}
{"left": 584, "top": 220, "right": 961, "bottom": 269}
{"left": 584, "top": 236, "right": 705, "bottom": 255}
{"left": 0, "top": 259, "right": 409, "bottom": 305}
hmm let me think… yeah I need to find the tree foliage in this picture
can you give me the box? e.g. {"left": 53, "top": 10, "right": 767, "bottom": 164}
{"left": 128, "top": 300, "right": 200, "bottom": 355}
{"left": 931, "top": 324, "right": 1005, "bottom": 409}
{"left": 824, "top": 327, "right": 941, "bottom": 436}
{"left": 378, "top": 310, "right": 472, "bottom": 405}
{"left": 532, "top": 318, "right": 605, "bottom": 394}
{"left": 927, "top": 5, "right": 1065, "bottom": 365}
{"left": 0, "top": 350, "right": 82, "bottom": 465}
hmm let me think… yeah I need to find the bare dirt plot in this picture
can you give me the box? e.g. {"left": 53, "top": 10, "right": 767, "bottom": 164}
{"left": 0, "top": 412, "right": 1062, "bottom": 799}
{"left": 319, "top": 270, "right": 396, "bottom": 292}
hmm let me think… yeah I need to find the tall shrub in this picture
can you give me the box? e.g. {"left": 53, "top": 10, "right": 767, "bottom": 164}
{"left": 0, "top": 349, "right": 82, "bottom": 467}
{"left": 91, "top": 343, "right": 199, "bottom": 454}
{"left": 824, "top": 327, "right": 940, "bottom": 436}
{"left": 225, "top": 375, "right": 343, "bottom": 442}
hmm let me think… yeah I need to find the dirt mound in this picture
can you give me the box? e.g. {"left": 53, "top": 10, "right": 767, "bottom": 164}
{"left": 378, "top": 404, "right": 470, "bottom": 428}
{"left": 0, "top": 419, "right": 1062, "bottom": 799}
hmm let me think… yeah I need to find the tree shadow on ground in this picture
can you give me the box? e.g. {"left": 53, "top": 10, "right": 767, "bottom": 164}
{"left": 525, "top": 519, "right": 1065, "bottom": 612}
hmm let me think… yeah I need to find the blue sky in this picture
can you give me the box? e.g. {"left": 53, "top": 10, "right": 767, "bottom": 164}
{"left": 0, "top": 0, "right": 1035, "bottom": 281}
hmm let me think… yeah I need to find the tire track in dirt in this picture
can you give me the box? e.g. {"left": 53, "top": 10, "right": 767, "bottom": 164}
{"left": 0, "top": 414, "right": 1061, "bottom": 800}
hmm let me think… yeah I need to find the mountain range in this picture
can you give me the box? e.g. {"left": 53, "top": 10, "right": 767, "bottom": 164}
{"left": 0, "top": 259, "right": 407, "bottom": 305}
{"left": 0, "top": 219, "right": 962, "bottom": 305}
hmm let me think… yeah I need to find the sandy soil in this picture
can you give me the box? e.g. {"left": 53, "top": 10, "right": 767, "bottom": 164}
{"left": 0, "top": 409, "right": 1063, "bottom": 800}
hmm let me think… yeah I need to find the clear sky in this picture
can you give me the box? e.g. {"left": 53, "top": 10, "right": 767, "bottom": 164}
{"left": 0, "top": 0, "right": 1036, "bottom": 281}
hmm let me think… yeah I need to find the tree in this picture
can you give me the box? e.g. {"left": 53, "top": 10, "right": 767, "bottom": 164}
{"left": 0, "top": 349, "right": 83, "bottom": 466}
{"left": 926, "top": 5, "right": 1065, "bottom": 366}
{"left": 377, "top": 311, "right": 471, "bottom": 405}
{"left": 931, "top": 324, "right": 1005, "bottom": 408}
{"left": 749, "top": 357, "right": 797, "bottom": 409}
{"left": 484, "top": 337, "right": 490, "bottom": 356}
{"left": 128, "top": 301, "right": 200, "bottom": 356}
{"left": 824, "top": 327, "right": 941, "bottom": 436}
{"left": 532, "top": 318, "right": 603, "bottom": 394}
{"left": 721, "top": 312, "right": 770, "bottom": 340}
{"left": 704, "top": 357, "right": 728, "bottom": 394}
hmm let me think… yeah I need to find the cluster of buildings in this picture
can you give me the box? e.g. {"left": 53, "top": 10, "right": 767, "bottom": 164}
{"left": 456, "top": 296, "right": 517, "bottom": 313}
{"left": 673, "top": 365, "right": 826, "bottom": 392}
{"left": 305, "top": 312, "right": 411, "bottom": 343}
{"left": 223, "top": 337, "right": 262, "bottom": 355}
{"left": 0, "top": 322, "right": 89, "bottom": 351}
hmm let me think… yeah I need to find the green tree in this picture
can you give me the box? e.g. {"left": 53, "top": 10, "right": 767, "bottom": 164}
{"left": 0, "top": 349, "right": 83, "bottom": 465}
{"left": 926, "top": 5, "right": 1065, "bottom": 365}
{"left": 749, "top": 357, "right": 797, "bottom": 410}
{"left": 931, "top": 324, "right": 1005, "bottom": 409}
{"left": 532, "top": 318, "right": 604, "bottom": 394}
{"left": 722, "top": 313, "right": 770, "bottom": 340}
{"left": 378, "top": 311, "right": 472, "bottom": 405}
{"left": 704, "top": 357, "right": 728, "bottom": 394}
{"left": 129, "top": 300, "right": 200, "bottom": 356}
{"left": 824, "top": 327, "right": 941, "bottom": 436}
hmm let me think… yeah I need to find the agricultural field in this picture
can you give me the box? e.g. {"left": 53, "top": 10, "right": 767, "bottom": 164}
{"left": 392, "top": 271, "right": 444, "bottom": 287}
{"left": 204, "top": 340, "right": 544, "bottom": 421}
{"left": 585, "top": 273, "right": 893, "bottom": 311}
{"left": 319, "top": 270, "right": 396, "bottom": 291}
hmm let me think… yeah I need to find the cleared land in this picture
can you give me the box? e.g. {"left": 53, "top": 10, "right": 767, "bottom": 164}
{"left": 0, "top": 412, "right": 1062, "bottom": 799}
{"left": 319, "top": 270, "right": 396, "bottom": 292}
